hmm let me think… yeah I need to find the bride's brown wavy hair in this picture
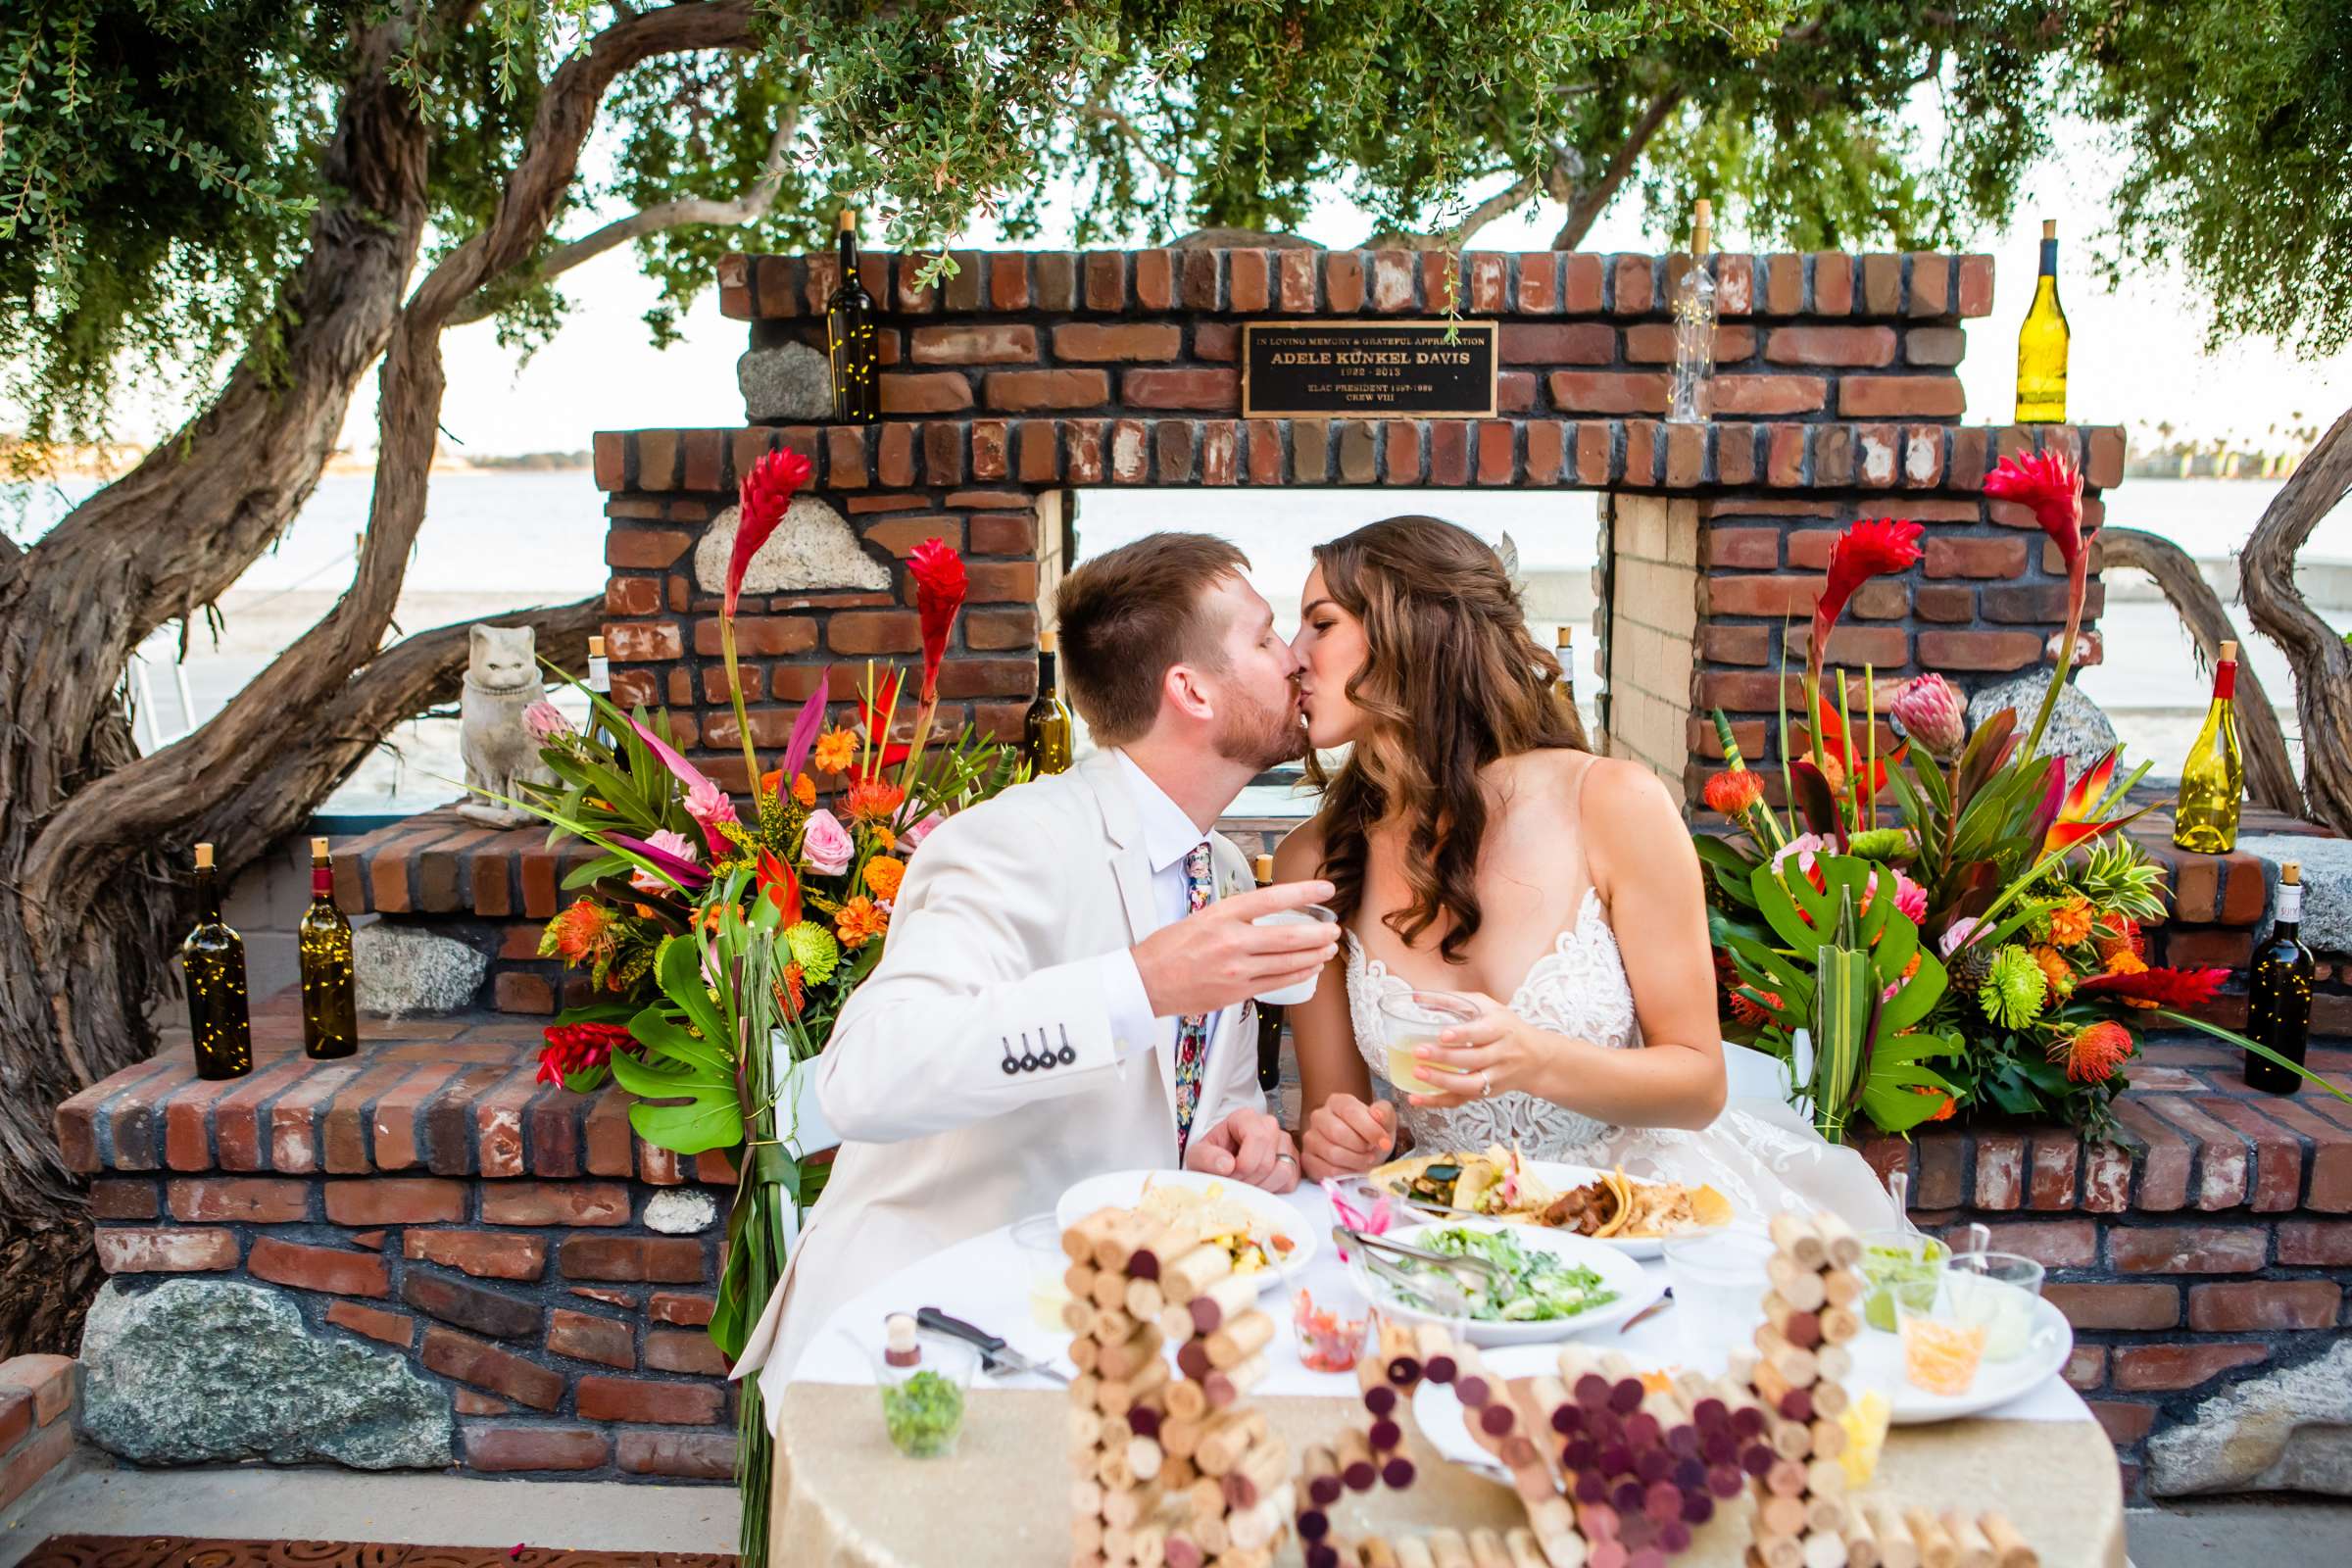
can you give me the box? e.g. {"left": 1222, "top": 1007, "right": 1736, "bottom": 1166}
{"left": 1304, "top": 516, "right": 1589, "bottom": 964}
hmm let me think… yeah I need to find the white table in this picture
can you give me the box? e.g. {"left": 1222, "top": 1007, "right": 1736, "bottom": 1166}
{"left": 787, "top": 1183, "right": 2087, "bottom": 1423}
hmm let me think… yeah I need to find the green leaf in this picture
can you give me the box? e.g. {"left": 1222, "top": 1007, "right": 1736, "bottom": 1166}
{"left": 628, "top": 1097, "right": 744, "bottom": 1155}
{"left": 659, "top": 931, "right": 731, "bottom": 1047}
{"left": 626, "top": 1006, "right": 735, "bottom": 1080}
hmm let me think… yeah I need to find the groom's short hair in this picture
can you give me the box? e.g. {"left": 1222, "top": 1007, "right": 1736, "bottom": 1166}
{"left": 1055, "top": 533, "right": 1250, "bottom": 747}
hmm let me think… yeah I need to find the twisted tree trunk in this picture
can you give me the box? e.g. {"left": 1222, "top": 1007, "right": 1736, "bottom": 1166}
{"left": 2239, "top": 406, "right": 2352, "bottom": 835}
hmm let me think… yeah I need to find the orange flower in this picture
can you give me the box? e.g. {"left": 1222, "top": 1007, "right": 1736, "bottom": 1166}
{"left": 813, "top": 728, "right": 858, "bottom": 775}
{"left": 863, "top": 856, "right": 906, "bottom": 902}
{"left": 2056, "top": 1020, "right": 2135, "bottom": 1084}
{"left": 1816, "top": 751, "right": 1848, "bottom": 800}
{"left": 844, "top": 777, "right": 905, "bottom": 825}
{"left": 2100, "top": 944, "right": 2158, "bottom": 1008}
{"left": 1906, "top": 1085, "right": 1957, "bottom": 1122}
{"left": 1703, "top": 769, "right": 1764, "bottom": 817}
{"left": 2048, "top": 897, "right": 2095, "bottom": 948}
{"left": 540, "top": 898, "right": 613, "bottom": 966}
{"left": 2031, "top": 944, "right": 2075, "bottom": 999}
{"left": 835, "top": 895, "right": 889, "bottom": 949}
{"left": 774, "top": 961, "right": 807, "bottom": 1016}
{"left": 793, "top": 772, "right": 817, "bottom": 807}
{"left": 2095, "top": 913, "right": 2143, "bottom": 963}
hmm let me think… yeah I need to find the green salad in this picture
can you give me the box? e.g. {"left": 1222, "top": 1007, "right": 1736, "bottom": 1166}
{"left": 1381, "top": 1227, "right": 1620, "bottom": 1322}
{"left": 880, "top": 1368, "right": 966, "bottom": 1457}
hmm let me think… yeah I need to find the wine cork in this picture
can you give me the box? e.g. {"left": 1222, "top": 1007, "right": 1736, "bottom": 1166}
{"left": 1415, "top": 1324, "right": 1460, "bottom": 1383}
{"left": 1813, "top": 1210, "right": 1864, "bottom": 1268}
{"left": 1221, "top": 1435, "right": 1292, "bottom": 1509}
{"left": 1159, "top": 1414, "right": 1203, "bottom": 1458}
{"left": 1904, "top": 1508, "right": 1957, "bottom": 1568}
{"left": 1378, "top": 1319, "right": 1423, "bottom": 1386}
{"left": 1064, "top": 1208, "right": 1122, "bottom": 1263}
{"left": 1092, "top": 1269, "right": 1132, "bottom": 1310}
{"left": 1802, "top": 1532, "right": 1851, "bottom": 1568}
{"left": 1465, "top": 1530, "right": 1512, "bottom": 1568}
{"left": 1336, "top": 1427, "right": 1379, "bottom": 1491}
{"left": 1099, "top": 1323, "right": 1163, "bottom": 1381}
{"left": 1195, "top": 1407, "right": 1269, "bottom": 1476}
{"left": 1067, "top": 1260, "right": 1102, "bottom": 1297}
{"left": 1360, "top": 1539, "right": 1402, "bottom": 1568}
{"left": 1094, "top": 1442, "right": 1134, "bottom": 1491}
{"left": 1424, "top": 1532, "right": 1474, "bottom": 1568}
{"left": 1160, "top": 1244, "right": 1235, "bottom": 1304}
{"left": 1867, "top": 1504, "right": 1920, "bottom": 1568}
{"left": 1072, "top": 1515, "right": 1105, "bottom": 1554}
{"left": 1939, "top": 1514, "right": 1994, "bottom": 1568}
{"left": 1065, "top": 1298, "right": 1100, "bottom": 1335}
{"left": 1092, "top": 1304, "right": 1138, "bottom": 1344}
{"left": 1070, "top": 1336, "right": 1103, "bottom": 1376}
{"left": 1161, "top": 1536, "right": 1201, "bottom": 1568}
{"left": 1768, "top": 1213, "right": 1828, "bottom": 1269}
{"left": 1207, "top": 1310, "right": 1275, "bottom": 1368}
{"left": 1098, "top": 1355, "right": 1170, "bottom": 1415}
{"left": 1823, "top": 1267, "right": 1864, "bottom": 1308}
{"left": 1189, "top": 1273, "right": 1260, "bottom": 1336}
{"left": 1125, "top": 1277, "right": 1167, "bottom": 1321}
{"left": 1166, "top": 1378, "right": 1208, "bottom": 1422}
{"left": 1130, "top": 1219, "right": 1209, "bottom": 1281}
{"left": 1126, "top": 1435, "right": 1164, "bottom": 1482}
{"left": 883, "top": 1313, "right": 918, "bottom": 1368}
{"left": 1976, "top": 1514, "right": 2034, "bottom": 1568}
{"left": 1842, "top": 1497, "right": 1883, "bottom": 1568}
{"left": 1204, "top": 1350, "right": 1268, "bottom": 1407}
{"left": 1500, "top": 1530, "right": 1549, "bottom": 1568}
{"left": 1133, "top": 1524, "right": 1168, "bottom": 1568}
{"left": 1102, "top": 1482, "right": 1157, "bottom": 1529}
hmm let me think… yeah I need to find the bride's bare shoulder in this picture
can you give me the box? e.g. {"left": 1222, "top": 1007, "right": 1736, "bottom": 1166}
{"left": 1578, "top": 756, "right": 1682, "bottom": 829}
{"left": 1270, "top": 812, "right": 1331, "bottom": 880}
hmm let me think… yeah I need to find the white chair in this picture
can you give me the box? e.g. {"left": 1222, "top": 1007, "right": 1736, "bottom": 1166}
{"left": 1722, "top": 1038, "right": 1793, "bottom": 1102}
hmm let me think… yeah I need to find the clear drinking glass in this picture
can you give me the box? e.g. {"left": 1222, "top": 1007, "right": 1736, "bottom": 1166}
{"left": 1252, "top": 902, "right": 1340, "bottom": 1005}
{"left": 1946, "top": 1250, "right": 2045, "bottom": 1362}
{"left": 1292, "top": 1282, "right": 1374, "bottom": 1374}
{"left": 1896, "top": 1286, "right": 1986, "bottom": 1397}
{"left": 1377, "top": 990, "right": 1482, "bottom": 1095}
{"left": 1660, "top": 1227, "right": 1778, "bottom": 1371}
{"left": 868, "top": 1335, "right": 978, "bottom": 1458}
{"left": 1857, "top": 1227, "right": 1950, "bottom": 1334}
{"left": 1011, "top": 1210, "right": 1073, "bottom": 1333}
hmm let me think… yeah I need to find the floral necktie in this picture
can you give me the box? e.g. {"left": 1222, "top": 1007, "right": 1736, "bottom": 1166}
{"left": 1171, "top": 841, "right": 1216, "bottom": 1159}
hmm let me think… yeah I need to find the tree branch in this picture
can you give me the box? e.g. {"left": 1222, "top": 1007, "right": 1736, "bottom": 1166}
{"left": 1551, "top": 86, "right": 1684, "bottom": 250}
{"left": 2099, "top": 526, "right": 2304, "bottom": 815}
{"left": 1082, "top": 101, "right": 1177, "bottom": 182}
{"left": 451, "top": 95, "right": 799, "bottom": 325}
{"left": 2239, "top": 405, "right": 2352, "bottom": 833}
{"left": 1356, "top": 171, "right": 1542, "bottom": 251}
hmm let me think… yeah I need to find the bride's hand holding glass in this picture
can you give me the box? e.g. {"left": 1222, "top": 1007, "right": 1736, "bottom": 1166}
{"left": 1300, "top": 1094, "right": 1397, "bottom": 1180}
{"left": 1404, "top": 991, "right": 1556, "bottom": 1109}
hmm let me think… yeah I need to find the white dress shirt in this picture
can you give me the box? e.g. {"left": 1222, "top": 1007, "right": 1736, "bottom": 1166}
{"left": 1097, "top": 748, "right": 1225, "bottom": 1060}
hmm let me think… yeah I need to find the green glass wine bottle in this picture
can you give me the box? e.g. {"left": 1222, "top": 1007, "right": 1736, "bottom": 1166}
{"left": 1022, "top": 630, "right": 1073, "bottom": 775}
{"left": 2173, "top": 640, "right": 2244, "bottom": 855}
{"left": 2244, "top": 862, "right": 2314, "bottom": 1095}
{"left": 826, "top": 209, "right": 881, "bottom": 423}
{"left": 181, "top": 843, "right": 252, "bottom": 1080}
{"left": 299, "top": 837, "right": 358, "bottom": 1059}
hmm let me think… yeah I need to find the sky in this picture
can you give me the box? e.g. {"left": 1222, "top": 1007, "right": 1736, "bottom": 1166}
{"left": 368, "top": 111, "right": 2352, "bottom": 463}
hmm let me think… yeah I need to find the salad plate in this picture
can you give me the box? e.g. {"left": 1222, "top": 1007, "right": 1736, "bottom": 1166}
{"left": 1344, "top": 1217, "right": 1659, "bottom": 1347}
{"left": 1054, "top": 1169, "right": 1315, "bottom": 1294}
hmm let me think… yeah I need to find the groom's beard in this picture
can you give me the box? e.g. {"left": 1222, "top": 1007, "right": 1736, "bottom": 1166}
{"left": 1215, "top": 685, "right": 1308, "bottom": 770}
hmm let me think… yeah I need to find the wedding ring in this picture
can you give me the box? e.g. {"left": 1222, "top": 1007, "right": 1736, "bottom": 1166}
{"left": 1480, "top": 1070, "right": 1494, "bottom": 1100}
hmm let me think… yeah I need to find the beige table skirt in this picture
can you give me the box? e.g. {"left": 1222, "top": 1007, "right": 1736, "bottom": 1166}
{"left": 772, "top": 1385, "right": 2126, "bottom": 1568}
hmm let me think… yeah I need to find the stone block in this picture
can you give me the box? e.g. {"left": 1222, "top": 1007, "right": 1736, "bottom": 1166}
{"left": 2147, "top": 1339, "right": 2352, "bottom": 1495}
{"left": 693, "top": 497, "right": 890, "bottom": 598}
{"left": 737, "top": 343, "right": 830, "bottom": 422}
{"left": 351, "top": 925, "right": 488, "bottom": 1018}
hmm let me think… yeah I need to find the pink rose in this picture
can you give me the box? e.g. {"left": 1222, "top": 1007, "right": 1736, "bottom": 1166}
{"left": 523, "top": 701, "right": 572, "bottom": 744}
{"left": 899, "top": 811, "right": 946, "bottom": 853}
{"left": 630, "top": 829, "right": 699, "bottom": 895}
{"left": 682, "top": 777, "right": 739, "bottom": 853}
{"left": 799, "top": 808, "right": 854, "bottom": 878}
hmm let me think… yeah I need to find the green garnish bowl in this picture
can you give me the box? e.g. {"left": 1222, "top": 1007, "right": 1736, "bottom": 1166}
{"left": 1858, "top": 1230, "right": 1950, "bottom": 1333}
{"left": 872, "top": 1337, "right": 978, "bottom": 1458}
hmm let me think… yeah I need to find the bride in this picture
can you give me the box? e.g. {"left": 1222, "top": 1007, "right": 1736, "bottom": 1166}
{"left": 1275, "top": 516, "right": 1893, "bottom": 1227}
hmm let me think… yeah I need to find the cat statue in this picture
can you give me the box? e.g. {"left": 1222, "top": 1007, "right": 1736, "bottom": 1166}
{"left": 456, "top": 624, "right": 555, "bottom": 828}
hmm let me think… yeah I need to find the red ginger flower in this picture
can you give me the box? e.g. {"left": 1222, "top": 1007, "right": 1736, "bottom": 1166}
{"left": 724, "top": 447, "right": 815, "bottom": 617}
{"left": 906, "top": 538, "right": 969, "bottom": 706}
{"left": 1703, "top": 768, "right": 1764, "bottom": 817}
{"left": 2073, "top": 964, "right": 2229, "bottom": 1011}
{"left": 537, "top": 1021, "right": 636, "bottom": 1087}
{"left": 1815, "top": 519, "right": 1924, "bottom": 656}
{"left": 1984, "top": 447, "right": 2088, "bottom": 569}
{"left": 2053, "top": 1019, "right": 2135, "bottom": 1085}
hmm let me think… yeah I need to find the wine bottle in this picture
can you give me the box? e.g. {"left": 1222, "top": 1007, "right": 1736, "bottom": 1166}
{"left": 585, "top": 632, "right": 612, "bottom": 748}
{"left": 1556, "top": 624, "right": 1576, "bottom": 708}
{"left": 2014, "top": 220, "right": 2069, "bottom": 423}
{"left": 826, "top": 210, "right": 881, "bottom": 423}
{"left": 299, "top": 837, "right": 358, "bottom": 1060}
{"left": 1022, "top": 630, "right": 1073, "bottom": 775}
{"left": 1668, "top": 199, "right": 1716, "bottom": 424}
{"left": 2244, "top": 862, "right": 2314, "bottom": 1094}
{"left": 2173, "top": 639, "right": 2244, "bottom": 854}
{"left": 181, "top": 843, "right": 252, "bottom": 1080}
{"left": 1252, "top": 854, "right": 1285, "bottom": 1094}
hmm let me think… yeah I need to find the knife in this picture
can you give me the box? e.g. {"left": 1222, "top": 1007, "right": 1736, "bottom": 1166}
{"left": 916, "top": 1306, "right": 1070, "bottom": 1385}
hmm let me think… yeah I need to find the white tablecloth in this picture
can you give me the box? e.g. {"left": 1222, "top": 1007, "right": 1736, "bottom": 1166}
{"left": 785, "top": 1184, "right": 2087, "bottom": 1423}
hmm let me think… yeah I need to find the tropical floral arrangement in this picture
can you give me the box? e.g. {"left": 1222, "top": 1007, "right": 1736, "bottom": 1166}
{"left": 482, "top": 447, "right": 1026, "bottom": 1565}
{"left": 1697, "top": 446, "right": 2342, "bottom": 1141}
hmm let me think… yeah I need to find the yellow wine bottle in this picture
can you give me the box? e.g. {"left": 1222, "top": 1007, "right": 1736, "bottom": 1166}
{"left": 2015, "top": 220, "right": 2069, "bottom": 423}
{"left": 1022, "top": 629, "right": 1073, "bottom": 775}
{"left": 2173, "top": 640, "right": 2244, "bottom": 854}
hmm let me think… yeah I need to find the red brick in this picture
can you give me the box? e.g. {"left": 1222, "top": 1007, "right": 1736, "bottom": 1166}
{"left": 548, "top": 1308, "right": 636, "bottom": 1369}
{"left": 95, "top": 1227, "right": 237, "bottom": 1273}
{"left": 1964, "top": 1219, "right": 2094, "bottom": 1268}
{"left": 323, "top": 1178, "right": 466, "bottom": 1227}
{"left": 2195, "top": 1098, "right": 2307, "bottom": 1211}
{"left": 603, "top": 621, "right": 682, "bottom": 663}
{"left": 575, "top": 1376, "right": 724, "bottom": 1427}
{"left": 1925, "top": 537, "right": 2028, "bottom": 579}
{"left": 878, "top": 372, "right": 973, "bottom": 414}
{"left": 404, "top": 1272, "right": 540, "bottom": 1340}
{"left": 1610, "top": 254, "right": 1653, "bottom": 313}
{"left": 1476, "top": 421, "right": 1514, "bottom": 485}
{"left": 645, "top": 1329, "right": 729, "bottom": 1376}
{"left": 1708, "top": 376, "right": 1827, "bottom": 416}
{"left": 648, "top": 1293, "right": 716, "bottom": 1327}
{"left": 2188, "top": 1280, "right": 2341, "bottom": 1332}
{"left": 2114, "top": 1098, "right": 2192, "bottom": 1209}
{"left": 491, "top": 972, "right": 554, "bottom": 1015}
{"left": 1914, "top": 629, "right": 2043, "bottom": 671}
{"left": 0, "top": 1355, "right": 75, "bottom": 1425}
{"left": 1548, "top": 371, "right": 1668, "bottom": 415}
{"left": 618, "top": 1430, "right": 736, "bottom": 1479}
{"left": 0, "top": 1421, "right": 74, "bottom": 1511}
{"left": 982, "top": 369, "right": 1107, "bottom": 412}
{"left": 1914, "top": 1135, "right": 1965, "bottom": 1209}
{"left": 1767, "top": 423, "right": 1806, "bottom": 485}
{"left": 691, "top": 614, "right": 816, "bottom": 657}
{"left": 1763, "top": 326, "right": 1897, "bottom": 368}
{"left": 465, "top": 1425, "right": 611, "bottom": 1473}
{"left": 1051, "top": 322, "right": 1181, "bottom": 362}
{"left": 422, "top": 1327, "right": 564, "bottom": 1411}
{"left": 2111, "top": 1343, "right": 2268, "bottom": 1393}
{"left": 1839, "top": 376, "right": 1965, "bottom": 418}
{"left": 1498, "top": 323, "right": 1613, "bottom": 365}
{"left": 167, "top": 1177, "right": 308, "bottom": 1224}
{"left": 2163, "top": 927, "right": 2254, "bottom": 968}
{"left": 2143, "top": 1096, "right": 2251, "bottom": 1208}
{"left": 965, "top": 561, "right": 1037, "bottom": 605}
{"left": 2044, "top": 1283, "right": 2179, "bottom": 1331}
{"left": 0, "top": 1391, "right": 28, "bottom": 1453}
{"left": 1700, "top": 626, "right": 1771, "bottom": 667}
{"left": 1120, "top": 368, "right": 1239, "bottom": 412}
{"left": 1622, "top": 324, "right": 1756, "bottom": 364}
{"left": 401, "top": 1230, "right": 545, "bottom": 1283}
{"left": 2027, "top": 1133, "right": 2081, "bottom": 1209}
{"left": 605, "top": 529, "right": 690, "bottom": 570}
{"left": 605, "top": 576, "right": 661, "bottom": 617}
{"left": 325, "top": 1300, "right": 416, "bottom": 1349}
{"left": 249, "top": 1236, "right": 390, "bottom": 1297}
{"left": 1957, "top": 255, "right": 1994, "bottom": 317}
{"left": 560, "top": 1235, "right": 708, "bottom": 1283}
{"left": 2064, "top": 1346, "right": 2105, "bottom": 1391}
{"left": 2089, "top": 1400, "right": 2157, "bottom": 1446}
{"left": 826, "top": 610, "right": 921, "bottom": 656}
{"left": 909, "top": 323, "right": 1037, "bottom": 364}
{"left": 1704, "top": 574, "right": 1821, "bottom": 618}
{"left": 2278, "top": 1221, "right": 2352, "bottom": 1265}
{"left": 2108, "top": 1225, "right": 2269, "bottom": 1274}
{"left": 88, "top": 1180, "right": 158, "bottom": 1220}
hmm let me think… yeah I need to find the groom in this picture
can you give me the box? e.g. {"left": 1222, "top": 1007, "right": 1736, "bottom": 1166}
{"left": 751, "top": 532, "right": 1340, "bottom": 1380}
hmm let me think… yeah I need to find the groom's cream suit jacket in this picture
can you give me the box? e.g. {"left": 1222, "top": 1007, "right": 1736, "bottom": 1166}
{"left": 739, "top": 748, "right": 1265, "bottom": 1395}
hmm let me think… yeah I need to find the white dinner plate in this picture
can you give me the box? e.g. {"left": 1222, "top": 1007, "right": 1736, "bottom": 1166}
{"left": 1054, "top": 1169, "right": 1317, "bottom": 1294}
{"left": 1362, "top": 1162, "right": 1732, "bottom": 1260}
{"left": 1410, "top": 1344, "right": 1665, "bottom": 1486}
{"left": 1347, "top": 1218, "right": 1662, "bottom": 1348}
{"left": 1853, "top": 1292, "right": 2075, "bottom": 1424}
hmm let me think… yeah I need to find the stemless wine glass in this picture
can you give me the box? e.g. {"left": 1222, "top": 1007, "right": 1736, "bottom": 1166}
{"left": 1376, "top": 991, "right": 1482, "bottom": 1095}
{"left": 1945, "top": 1250, "right": 2045, "bottom": 1362}
{"left": 1252, "top": 901, "right": 1340, "bottom": 1005}
{"left": 1660, "top": 1227, "right": 1778, "bottom": 1372}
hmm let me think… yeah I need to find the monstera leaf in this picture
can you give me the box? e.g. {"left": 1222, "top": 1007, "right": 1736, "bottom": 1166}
{"left": 612, "top": 933, "right": 747, "bottom": 1154}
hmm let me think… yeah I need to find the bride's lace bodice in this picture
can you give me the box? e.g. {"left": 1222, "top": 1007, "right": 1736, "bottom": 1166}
{"left": 1345, "top": 887, "right": 1636, "bottom": 1160}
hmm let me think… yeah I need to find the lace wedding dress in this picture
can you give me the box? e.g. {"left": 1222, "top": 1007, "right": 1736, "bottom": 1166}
{"left": 1344, "top": 887, "right": 1898, "bottom": 1231}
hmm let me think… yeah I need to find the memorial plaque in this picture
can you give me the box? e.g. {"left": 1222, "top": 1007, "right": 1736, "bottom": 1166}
{"left": 1241, "top": 319, "right": 1497, "bottom": 417}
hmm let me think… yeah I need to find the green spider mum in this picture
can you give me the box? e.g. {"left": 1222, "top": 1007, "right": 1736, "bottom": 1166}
{"left": 1846, "top": 827, "right": 1913, "bottom": 862}
{"left": 1980, "top": 945, "right": 2047, "bottom": 1029}
{"left": 785, "top": 921, "right": 840, "bottom": 985}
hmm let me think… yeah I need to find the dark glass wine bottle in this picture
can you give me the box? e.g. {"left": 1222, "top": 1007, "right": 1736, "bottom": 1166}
{"left": 181, "top": 843, "right": 252, "bottom": 1080}
{"left": 299, "top": 837, "right": 358, "bottom": 1060}
{"left": 1023, "top": 630, "right": 1073, "bottom": 775}
{"left": 585, "top": 632, "right": 612, "bottom": 749}
{"left": 2245, "top": 862, "right": 2315, "bottom": 1094}
{"left": 826, "top": 210, "right": 880, "bottom": 423}
{"left": 1252, "top": 854, "right": 1285, "bottom": 1093}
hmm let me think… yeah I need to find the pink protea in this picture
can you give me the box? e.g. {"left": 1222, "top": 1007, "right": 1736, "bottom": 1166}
{"left": 523, "top": 701, "right": 573, "bottom": 744}
{"left": 1890, "top": 673, "right": 1967, "bottom": 760}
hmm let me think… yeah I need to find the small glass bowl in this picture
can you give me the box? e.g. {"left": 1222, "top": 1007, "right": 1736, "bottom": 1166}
{"left": 1292, "top": 1284, "right": 1374, "bottom": 1374}
{"left": 871, "top": 1336, "right": 979, "bottom": 1458}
